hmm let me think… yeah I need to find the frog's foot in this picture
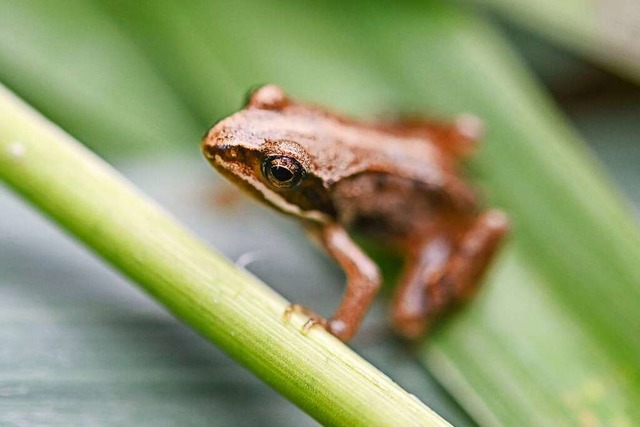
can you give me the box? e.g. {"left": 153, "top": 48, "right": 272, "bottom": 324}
{"left": 392, "top": 239, "right": 451, "bottom": 340}
{"left": 392, "top": 312, "right": 432, "bottom": 340}
{"left": 303, "top": 318, "right": 351, "bottom": 340}
{"left": 283, "top": 304, "right": 353, "bottom": 340}
{"left": 283, "top": 304, "right": 328, "bottom": 335}
{"left": 392, "top": 210, "right": 509, "bottom": 340}
{"left": 440, "top": 209, "right": 509, "bottom": 302}
{"left": 393, "top": 290, "right": 444, "bottom": 340}
{"left": 302, "top": 317, "right": 329, "bottom": 335}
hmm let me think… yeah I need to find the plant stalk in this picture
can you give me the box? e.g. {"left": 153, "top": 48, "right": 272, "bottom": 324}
{"left": 0, "top": 84, "right": 449, "bottom": 427}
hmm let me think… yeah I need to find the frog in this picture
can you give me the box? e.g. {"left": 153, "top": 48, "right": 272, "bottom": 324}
{"left": 202, "top": 84, "right": 509, "bottom": 342}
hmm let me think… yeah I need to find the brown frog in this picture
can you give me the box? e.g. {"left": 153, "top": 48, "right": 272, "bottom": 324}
{"left": 202, "top": 85, "right": 509, "bottom": 341}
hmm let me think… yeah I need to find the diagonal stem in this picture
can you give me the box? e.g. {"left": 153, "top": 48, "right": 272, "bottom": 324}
{"left": 0, "top": 84, "right": 449, "bottom": 427}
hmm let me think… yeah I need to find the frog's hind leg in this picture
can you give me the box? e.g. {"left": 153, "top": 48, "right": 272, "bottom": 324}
{"left": 440, "top": 210, "right": 509, "bottom": 303}
{"left": 392, "top": 210, "right": 509, "bottom": 339}
{"left": 375, "top": 114, "right": 483, "bottom": 159}
{"left": 391, "top": 236, "right": 452, "bottom": 339}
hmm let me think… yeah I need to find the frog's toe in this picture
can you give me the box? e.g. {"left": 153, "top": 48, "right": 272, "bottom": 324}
{"left": 302, "top": 316, "right": 328, "bottom": 335}
{"left": 392, "top": 312, "right": 430, "bottom": 340}
{"left": 283, "top": 304, "right": 330, "bottom": 335}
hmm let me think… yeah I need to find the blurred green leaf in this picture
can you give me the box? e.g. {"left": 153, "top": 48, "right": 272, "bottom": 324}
{"left": 0, "top": 0, "right": 200, "bottom": 157}
{"left": 465, "top": 0, "right": 640, "bottom": 84}
{"left": 98, "top": 0, "right": 402, "bottom": 119}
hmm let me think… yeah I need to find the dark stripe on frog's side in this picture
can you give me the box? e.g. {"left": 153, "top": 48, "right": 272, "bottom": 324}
{"left": 208, "top": 143, "right": 337, "bottom": 220}
{"left": 276, "top": 173, "right": 337, "bottom": 218}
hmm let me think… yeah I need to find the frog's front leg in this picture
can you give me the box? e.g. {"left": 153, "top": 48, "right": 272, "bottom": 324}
{"left": 393, "top": 210, "right": 509, "bottom": 339}
{"left": 302, "top": 223, "right": 382, "bottom": 341}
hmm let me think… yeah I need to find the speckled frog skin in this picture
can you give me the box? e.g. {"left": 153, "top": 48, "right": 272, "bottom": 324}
{"left": 203, "top": 85, "right": 509, "bottom": 341}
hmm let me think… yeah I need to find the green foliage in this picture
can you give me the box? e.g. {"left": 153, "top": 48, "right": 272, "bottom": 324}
{"left": 0, "top": 0, "right": 198, "bottom": 157}
{"left": 467, "top": 0, "right": 640, "bottom": 84}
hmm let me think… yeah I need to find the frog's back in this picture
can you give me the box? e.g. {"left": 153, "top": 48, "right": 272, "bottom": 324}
{"left": 241, "top": 89, "right": 461, "bottom": 187}
{"left": 219, "top": 85, "right": 479, "bottom": 235}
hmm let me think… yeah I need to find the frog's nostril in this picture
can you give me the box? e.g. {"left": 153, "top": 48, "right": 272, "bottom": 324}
{"left": 202, "top": 140, "right": 222, "bottom": 160}
{"left": 202, "top": 139, "right": 238, "bottom": 164}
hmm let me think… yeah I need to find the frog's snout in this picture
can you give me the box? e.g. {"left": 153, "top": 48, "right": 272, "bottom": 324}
{"left": 201, "top": 131, "right": 244, "bottom": 177}
{"left": 202, "top": 141, "right": 229, "bottom": 165}
{"left": 201, "top": 125, "right": 227, "bottom": 160}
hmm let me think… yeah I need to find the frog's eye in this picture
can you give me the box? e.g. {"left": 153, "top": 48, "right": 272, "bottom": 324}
{"left": 262, "top": 155, "right": 305, "bottom": 188}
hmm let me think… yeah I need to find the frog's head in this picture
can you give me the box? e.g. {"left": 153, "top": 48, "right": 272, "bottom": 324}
{"left": 202, "top": 85, "right": 335, "bottom": 222}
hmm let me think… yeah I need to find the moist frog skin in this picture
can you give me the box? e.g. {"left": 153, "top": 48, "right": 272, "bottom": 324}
{"left": 202, "top": 85, "right": 509, "bottom": 341}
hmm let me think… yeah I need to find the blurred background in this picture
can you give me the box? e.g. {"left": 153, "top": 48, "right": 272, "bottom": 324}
{"left": 0, "top": 1, "right": 639, "bottom": 425}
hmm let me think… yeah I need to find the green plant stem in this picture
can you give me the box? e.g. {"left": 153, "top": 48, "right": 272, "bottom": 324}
{"left": 0, "top": 84, "right": 449, "bottom": 427}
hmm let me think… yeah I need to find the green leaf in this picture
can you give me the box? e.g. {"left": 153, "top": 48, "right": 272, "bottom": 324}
{"left": 465, "top": 0, "right": 640, "bottom": 84}
{"left": 0, "top": 0, "right": 200, "bottom": 157}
